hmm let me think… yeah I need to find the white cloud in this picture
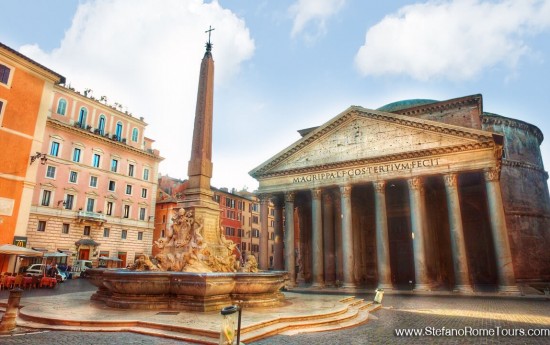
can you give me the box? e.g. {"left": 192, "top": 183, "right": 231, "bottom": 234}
{"left": 289, "top": 0, "right": 345, "bottom": 40}
{"left": 355, "top": 0, "right": 550, "bottom": 81}
{"left": 20, "top": 0, "right": 254, "bottom": 188}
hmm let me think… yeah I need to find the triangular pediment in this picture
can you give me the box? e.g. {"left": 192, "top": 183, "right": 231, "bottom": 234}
{"left": 250, "top": 106, "right": 495, "bottom": 177}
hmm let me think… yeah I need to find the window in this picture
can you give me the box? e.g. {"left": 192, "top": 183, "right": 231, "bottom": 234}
{"left": 106, "top": 201, "right": 113, "bottom": 216}
{"left": 139, "top": 207, "right": 146, "bottom": 221}
{"left": 132, "top": 128, "right": 139, "bottom": 142}
{"left": 110, "top": 159, "right": 118, "bottom": 172}
{"left": 252, "top": 215, "right": 259, "bottom": 224}
{"left": 41, "top": 190, "right": 51, "bottom": 206}
{"left": 162, "top": 215, "right": 166, "bottom": 223}
{"left": 92, "top": 154, "right": 100, "bottom": 168}
{"left": 69, "top": 171, "right": 78, "bottom": 183}
{"left": 138, "top": 232, "right": 143, "bottom": 241}
{"left": 225, "top": 198, "right": 235, "bottom": 208}
{"left": 72, "top": 148, "right": 81, "bottom": 162}
{"left": 50, "top": 141, "right": 60, "bottom": 156}
{"left": 65, "top": 194, "right": 74, "bottom": 210}
{"left": 252, "top": 244, "right": 259, "bottom": 253}
{"left": 83, "top": 226, "right": 91, "bottom": 236}
{"left": 37, "top": 220, "right": 46, "bottom": 232}
{"left": 270, "top": 232, "right": 275, "bottom": 240}
{"left": 46, "top": 165, "right": 56, "bottom": 178}
{"left": 56, "top": 99, "right": 67, "bottom": 115}
{"left": 0, "top": 100, "right": 3, "bottom": 115}
{"left": 98, "top": 115, "right": 106, "bottom": 135}
{"left": 78, "top": 107, "right": 88, "bottom": 127}
{"left": 141, "top": 188, "right": 147, "bottom": 198}
{"left": 86, "top": 198, "right": 95, "bottom": 212}
{"left": 123, "top": 205, "right": 130, "bottom": 218}
{"left": 128, "top": 164, "right": 134, "bottom": 177}
{"left": 121, "top": 230, "right": 127, "bottom": 239}
{"left": 251, "top": 203, "right": 259, "bottom": 212}
{"left": 238, "top": 229, "right": 244, "bottom": 237}
{"left": 0, "top": 64, "right": 11, "bottom": 85}
{"left": 225, "top": 227, "right": 235, "bottom": 236}
{"left": 62, "top": 223, "right": 69, "bottom": 234}
{"left": 90, "top": 176, "right": 98, "bottom": 187}
{"left": 125, "top": 184, "right": 132, "bottom": 195}
{"left": 143, "top": 168, "right": 149, "bottom": 181}
{"left": 103, "top": 228, "right": 110, "bottom": 237}
{"left": 99, "top": 250, "right": 109, "bottom": 258}
{"left": 115, "top": 122, "right": 123, "bottom": 141}
{"left": 108, "top": 180, "right": 116, "bottom": 192}
{"left": 252, "top": 229, "right": 260, "bottom": 238}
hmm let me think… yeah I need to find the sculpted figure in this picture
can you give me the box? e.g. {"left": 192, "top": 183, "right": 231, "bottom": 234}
{"left": 129, "top": 254, "right": 159, "bottom": 271}
{"left": 241, "top": 255, "right": 259, "bottom": 273}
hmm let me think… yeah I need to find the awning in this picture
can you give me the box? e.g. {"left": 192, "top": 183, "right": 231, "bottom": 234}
{"left": 31, "top": 247, "right": 49, "bottom": 252}
{"left": 0, "top": 244, "right": 44, "bottom": 257}
{"left": 57, "top": 249, "right": 74, "bottom": 255}
{"left": 98, "top": 256, "right": 122, "bottom": 261}
{"left": 75, "top": 239, "right": 100, "bottom": 247}
{"left": 44, "top": 252, "right": 68, "bottom": 258}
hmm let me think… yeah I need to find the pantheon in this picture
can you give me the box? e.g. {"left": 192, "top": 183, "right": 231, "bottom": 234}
{"left": 250, "top": 94, "right": 550, "bottom": 293}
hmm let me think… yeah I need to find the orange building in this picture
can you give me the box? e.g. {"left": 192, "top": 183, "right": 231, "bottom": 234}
{"left": 0, "top": 43, "right": 64, "bottom": 270}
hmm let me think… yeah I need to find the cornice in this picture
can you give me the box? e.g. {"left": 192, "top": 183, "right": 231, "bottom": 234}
{"left": 502, "top": 159, "right": 548, "bottom": 179}
{"left": 47, "top": 118, "right": 163, "bottom": 161}
{"left": 257, "top": 141, "right": 495, "bottom": 179}
{"left": 394, "top": 94, "right": 482, "bottom": 117}
{"left": 481, "top": 113, "right": 544, "bottom": 144}
{"left": 251, "top": 107, "right": 494, "bottom": 178}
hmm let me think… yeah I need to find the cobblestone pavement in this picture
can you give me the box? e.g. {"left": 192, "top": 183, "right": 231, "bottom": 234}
{"left": 1, "top": 282, "right": 549, "bottom": 344}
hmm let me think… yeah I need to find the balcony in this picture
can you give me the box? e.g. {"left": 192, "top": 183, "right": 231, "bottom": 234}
{"left": 77, "top": 210, "right": 107, "bottom": 224}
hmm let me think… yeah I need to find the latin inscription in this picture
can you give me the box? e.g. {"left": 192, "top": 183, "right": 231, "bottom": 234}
{"left": 292, "top": 158, "right": 441, "bottom": 184}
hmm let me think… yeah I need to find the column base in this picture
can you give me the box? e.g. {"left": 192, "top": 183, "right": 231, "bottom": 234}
{"left": 413, "top": 283, "right": 431, "bottom": 292}
{"left": 376, "top": 283, "right": 394, "bottom": 291}
{"left": 453, "top": 285, "right": 474, "bottom": 294}
{"left": 498, "top": 285, "right": 520, "bottom": 294}
{"left": 311, "top": 282, "right": 325, "bottom": 289}
{"left": 341, "top": 282, "right": 357, "bottom": 289}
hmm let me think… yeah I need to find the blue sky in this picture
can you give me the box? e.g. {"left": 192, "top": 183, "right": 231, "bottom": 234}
{"left": 1, "top": 0, "right": 550, "bottom": 191}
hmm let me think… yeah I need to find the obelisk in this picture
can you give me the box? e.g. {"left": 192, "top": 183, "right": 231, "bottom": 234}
{"left": 181, "top": 27, "right": 223, "bottom": 252}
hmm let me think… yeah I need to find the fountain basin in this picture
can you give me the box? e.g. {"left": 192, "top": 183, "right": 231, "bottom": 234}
{"left": 88, "top": 269, "right": 288, "bottom": 311}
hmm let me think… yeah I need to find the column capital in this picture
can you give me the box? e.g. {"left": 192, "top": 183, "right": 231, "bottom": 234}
{"left": 373, "top": 180, "right": 386, "bottom": 193}
{"left": 322, "top": 191, "right": 333, "bottom": 204}
{"left": 443, "top": 173, "right": 458, "bottom": 188}
{"left": 484, "top": 167, "right": 501, "bottom": 182}
{"left": 271, "top": 194, "right": 285, "bottom": 208}
{"left": 284, "top": 191, "right": 295, "bottom": 203}
{"left": 407, "top": 177, "right": 424, "bottom": 191}
{"left": 258, "top": 193, "right": 272, "bottom": 204}
{"left": 339, "top": 185, "right": 352, "bottom": 198}
{"left": 311, "top": 188, "right": 322, "bottom": 200}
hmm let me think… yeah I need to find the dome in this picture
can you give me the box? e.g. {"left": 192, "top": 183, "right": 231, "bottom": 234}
{"left": 377, "top": 99, "right": 438, "bottom": 112}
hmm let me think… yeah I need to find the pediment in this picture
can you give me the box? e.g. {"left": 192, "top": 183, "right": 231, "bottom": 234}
{"left": 251, "top": 106, "right": 495, "bottom": 177}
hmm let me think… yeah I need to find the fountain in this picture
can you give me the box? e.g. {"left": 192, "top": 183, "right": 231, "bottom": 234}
{"left": 88, "top": 29, "right": 287, "bottom": 312}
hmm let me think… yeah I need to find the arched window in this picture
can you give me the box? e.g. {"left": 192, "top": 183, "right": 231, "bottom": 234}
{"left": 131, "top": 128, "right": 139, "bottom": 142}
{"left": 115, "top": 122, "right": 123, "bottom": 141}
{"left": 78, "top": 107, "right": 88, "bottom": 128}
{"left": 56, "top": 99, "right": 67, "bottom": 115}
{"left": 98, "top": 115, "right": 106, "bottom": 135}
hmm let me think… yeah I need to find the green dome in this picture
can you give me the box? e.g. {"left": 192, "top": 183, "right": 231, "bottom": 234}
{"left": 377, "top": 99, "right": 438, "bottom": 112}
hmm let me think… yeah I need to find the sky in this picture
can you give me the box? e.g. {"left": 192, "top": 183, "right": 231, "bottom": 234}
{"left": 1, "top": 0, "right": 550, "bottom": 191}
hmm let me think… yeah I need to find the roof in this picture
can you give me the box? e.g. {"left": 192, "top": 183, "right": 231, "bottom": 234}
{"left": 0, "top": 42, "right": 65, "bottom": 84}
{"left": 377, "top": 99, "right": 438, "bottom": 112}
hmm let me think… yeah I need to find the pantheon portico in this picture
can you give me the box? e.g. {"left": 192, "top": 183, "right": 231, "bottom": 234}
{"left": 250, "top": 95, "right": 550, "bottom": 293}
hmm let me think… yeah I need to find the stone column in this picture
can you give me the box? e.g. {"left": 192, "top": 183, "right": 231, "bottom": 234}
{"left": 284, "top": 192, "right": 296, "bottom": 287}
{"left": 273, "top": 196, "right": 285, "bottom": 270}
{"left": 374, "top": 181, "right": 393, "bottom": 290}
{"left": 311, "top": 188, "right": 324, "bottom": 287}
{"left": 443, "top": 173, "right": 473, "bottom": 293}
{"left": 259, "top": 193, "right": 271, "bottom": 270}
{"left": 484, "top": 168, "right": 518, "bottom": 293}
{"left": 408, "top": 177, "right": 430, "bottom": 291}
{"left": 339, "top": 185, "right": 356, "bottom": 288}
{"left": 323, "top": 192, "right": 336, "bottom": 286}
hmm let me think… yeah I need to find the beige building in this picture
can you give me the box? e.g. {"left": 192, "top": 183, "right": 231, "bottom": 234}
{"left": 251, "top": 95, "right": 550, "bottom": 292}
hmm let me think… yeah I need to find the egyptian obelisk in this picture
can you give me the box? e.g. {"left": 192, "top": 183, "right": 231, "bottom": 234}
{"left": 181, "top": 27, "right": 223, "bottom": 252}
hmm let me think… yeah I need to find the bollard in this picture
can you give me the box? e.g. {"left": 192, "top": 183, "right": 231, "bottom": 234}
{"left": 0, "top": 288, "right": 23, "bottom": 332}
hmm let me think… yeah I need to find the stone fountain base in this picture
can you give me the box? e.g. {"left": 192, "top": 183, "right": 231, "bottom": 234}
{"left": 88, "top": 269, "right": 287, "bottom": 312}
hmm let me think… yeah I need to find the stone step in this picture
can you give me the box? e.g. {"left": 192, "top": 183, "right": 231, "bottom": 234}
{"left": 240, "top": 299, "right": 378, "bottom": 343}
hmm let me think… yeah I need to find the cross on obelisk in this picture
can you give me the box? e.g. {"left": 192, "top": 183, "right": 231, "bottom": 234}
{"left": 205, "top": 25, "right": 215, "bottom": 51}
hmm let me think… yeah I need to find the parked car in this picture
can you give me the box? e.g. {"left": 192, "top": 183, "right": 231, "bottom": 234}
{"left": 25, "top": 264, "right": 46, "bottom": 277}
